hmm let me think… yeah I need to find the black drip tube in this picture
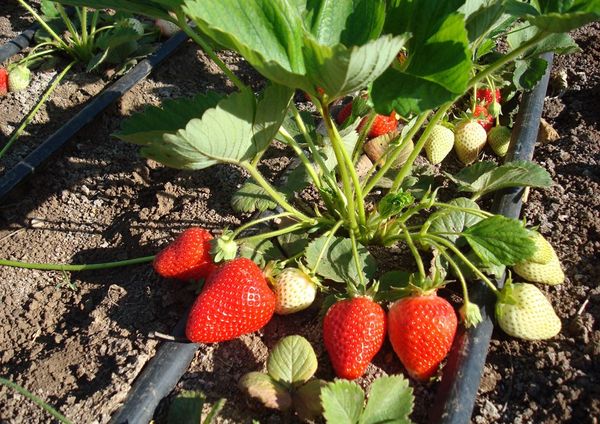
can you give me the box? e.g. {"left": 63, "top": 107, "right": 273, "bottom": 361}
{"left": 0, "top": 30, "right": 189, "bottom": 200}
{"left": 0, "top": 23, "right": 38, "bottom": 64}
{"left": 430, "top": 52, "right": 554, "bottom": 423}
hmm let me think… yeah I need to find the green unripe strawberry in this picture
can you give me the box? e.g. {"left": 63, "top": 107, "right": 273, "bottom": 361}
{"left": 424, "top": 125, "right": 454, "bottom": 164}
{"left": 495, "top": 281, "right": 561, "bottom": 340}
{"left": 454, "top": 120, "right": 487, "bottom": 165}
{"left": 513, "top": 255, "right": 565, "bottom": 286}
{"left": 121, "top": 18, "right": 144, "bottom": 35}
{"left": 528, "top": 232, "right": 556, "bottom": 264}
{"left": 8, "top": 65, "right": 31, "bottom": 92}
{"left": 487, "top": 125, "right": 512, "bottom": 157}
{"left": 272, "top": 267, "right": 318, "bottom": 315}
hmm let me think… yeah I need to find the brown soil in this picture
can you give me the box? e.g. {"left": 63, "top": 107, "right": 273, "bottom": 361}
{"left": 1, "top": 4, "right": 599, "bottom": 424}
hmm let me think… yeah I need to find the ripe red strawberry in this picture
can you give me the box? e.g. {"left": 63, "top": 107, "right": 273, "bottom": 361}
{"left": 0, "top": 68, "right": 8, "bottom": 96}
{"left": 153, "top": 227, "right": 216, "bottom": 281}
{"left": 388, "top": 293, "right": 457, "bottom": 381}
{"left": 473, "top": 104, "right": 494, "bottom": 132}
{"left": 323, "top": 297, "right": 386, "bottom": 379}
{"left": 476, "top": 87, "right": 501, "bottom": 105}
{"left": 336, "top": 102, "right": 353, "bottom": 125}
{"left": 358, "top": 112, "right": 398, "bottom": 139}
{"left": 186, "top": 257, "right": 276, "bottom": 343}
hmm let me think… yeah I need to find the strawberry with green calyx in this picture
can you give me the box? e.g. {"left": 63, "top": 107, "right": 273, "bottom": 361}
{"left": 487, "top": 125, "right": 512, "bottom": 157}
{"left": 8, "top": 64, "right": 31, "bottom": 93}
{"left": 153, "top": 227, "right": 216, "bottom": 281}
{"left": 0, "top": 68, "right": 8, "bottom": 96}
{"left": 454, "top": 119, "right": 487, "bottom": 165}
{"left": 265, "top": 262, "right": 320, "bottom": 315}
{"left": 387, "top": 274, "right": 457, "bottom": 381}
{"left": 476, "top": 87, "right": 502, "bottom": 106}
{"left": 322, "top": 292, "right": 386, "bottom": 379}
{"left": 186, "top": 257, "right": 276, "bottom": 343}
{"left": 512, "top": 231, "right": 564, "bottom": 285}
{"left": 210, "top": 229, "right": 239, "bottom": 263}
{"left": 495, "top": 277, "right": 561, "bottom": 340}
{"left": 424, "top": 124, "right": 455, "bottom": 164}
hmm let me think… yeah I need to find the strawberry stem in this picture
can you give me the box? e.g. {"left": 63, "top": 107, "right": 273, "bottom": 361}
{"left": 236, "top": 221, "right": 313, "bottom": 245}
{"left": 277, "top": 127, "right": 322, "bottom": 189}
{"left": 431, "top": 202, "right": 493, "bottom": 219}
{"left": 402, "top": 225, "right": 426, "bottom": 280}
{"left": 352, "top": 112, "right": 376, "bottom": 163}
{"left": 0, "top": 255, "right": 155, "bottom": 271}
{"left": 231, "top": 211, "right": 299, "bottom": 239}
{"left": 310, "top": 220, "right": 343, "bottom": 275}
{"left": 419, "top": 234, "right": 501, "bottom": 297}
{"left": 349, "top": 230, "right": 366, "bottom": 290}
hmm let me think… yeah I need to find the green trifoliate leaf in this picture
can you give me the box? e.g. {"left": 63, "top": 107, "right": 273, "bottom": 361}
{"left": 305, "top": 236, "right": 376, "bottom": 284}
{"left": 304, "top": 34, "right": 408, "bottom": 99}
{"left": 54, "top": 0, "right": 178, "bottom": 20}
{"left": 463, "top": 216, "right": 536, "bottom": 266}
{"left": 321, "top": 380, "right": 365, "bottom": 424}
{"left": 429, "top": 198, "right": 483, "bottom": 243}
{"left": 293, "top": 379, "right": 327, "bottom": 422}
{"left": 304, "top": 0, "right": 354, "bottom": 46}
{"left": 460, "top": 0, "right": 507, "bottom": 43}
{"left": 278, "top": 230, "right": 311, "bottom": 257}
{"left": 378, "top": 190, "right": 415, "bottom": 219}
{"left": 238, "top": 239, "right": 284, "bottom": 268}
{"left": 340, "top": 0, "right": 386, "bottom": 47}
{"left": 116, "top": 92, "right": 223, "bottom": 144}
{"left": 509, "top": 0, "right": 600, "bottom": 33}
{"left": 447, "top": 160, "right": 552, "bottom": 198}
{"left": 359, "top": 375, "right": 414, "bottom": 424}
{"left": 267, "top": 335, "right": 318, "bottom": 386}
{"left": 253, "top": 83, "right": 294, "bottom": 154}
{"left": 231, "top": 182, "right": 278, "bottom": 214}
{"left": 238, "top": 372, "right": 292, "bottom": 411}
{"left": 167, "top": 390, "right": 206, "bottom": 424}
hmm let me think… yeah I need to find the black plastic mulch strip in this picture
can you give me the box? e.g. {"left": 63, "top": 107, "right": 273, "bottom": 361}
{"left": 0, "top": 30, "right": 189, "bottom": 201}
{"left": 430, "top": 52, "right": 555, "bottom": 424}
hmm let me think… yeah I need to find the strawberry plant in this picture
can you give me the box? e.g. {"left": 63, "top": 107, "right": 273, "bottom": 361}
{"left": 4, "top": 0, "right": 597, "bottom": 416}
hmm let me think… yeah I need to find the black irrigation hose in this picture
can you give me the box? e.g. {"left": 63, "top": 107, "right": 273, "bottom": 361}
{"left": 430, "top": 52, "right": 554, "bottom": 424}
{"left": 0, "top": 30, "right": 189, "bottom": 200}
{"left": 0, "top": 22, "right": 39, "bottom": 64}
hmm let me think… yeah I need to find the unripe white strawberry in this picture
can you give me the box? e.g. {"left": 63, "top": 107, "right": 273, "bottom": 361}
{"left": 155, "top": 19, "right": 180, "bottom": 37}
{"left": 513, "top": 255, "right": 564, "bottom": 285}
{"left": 487, "top": 125, "right": 512, "bottom": 157}
{"left": 424, "top": 125, "right": 454, "bottom": 164}
{"left": 8, "top": 65, "right": 31, "bottom": 92}
{"left": 528, "top": 231, "right": 556, "bottom": 264}
{"left": 272, "top": 267, "right": 318, "bottom": 315}
{"left": 454, "top": 120, "right": 487, "bottom": 165}
{"left": 495, "top": 281, "right": 561, "bottom": 340}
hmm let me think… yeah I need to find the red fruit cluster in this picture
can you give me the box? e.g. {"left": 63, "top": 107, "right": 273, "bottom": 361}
{"left": 476, "top": 87, "right": 501, "bottom": 105}
{"left": 186, "top": 257, "right": 276, "bottom": 343}
{"left": 358, "top": 112, "right": 398, "bottom": 139}
{"left": 0, "top": 68, "right": 8, "bottom": 96}
{"left": 323, "top": 297, "right": 386, "bottom": 379}
{"left": 153, "top": 227, "right": 216, "bottom": 281}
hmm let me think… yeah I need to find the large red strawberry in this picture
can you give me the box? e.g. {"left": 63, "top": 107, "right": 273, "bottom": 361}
{"left": 322, "top": 297, "right": 386, "bottom": 379}
{"left": 388, "top": 293, "right": 457, "bottom": 381}
{"left": 153, "top": 227, "right": 216, "bottom": 281}
{"left": 358, "top": 112, "right": 398, "bottom": 139}
{"left": 0, "top": 68, "right": 8, "bottom": 96}
{"left": 186, "top": 257, "right": 276, "bottom": 343}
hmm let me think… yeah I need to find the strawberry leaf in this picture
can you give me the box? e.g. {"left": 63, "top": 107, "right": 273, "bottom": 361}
{"left": 55, "top": 0, "right": 178, "bottom": 20}
{"left": 304, "top": 0, "right": 354, "bottom": 46}
{"left": 359, "top": 375, "right": 414, "bottom": 424}
{"left": 463, "top": 216, "right": 536, "bottom": 266}
{"left": 304, "top": 34, "right": 408, "bottom": 99}
{"left": 429, "top": 198, "right": 483, "bottom": 243}
{"left": 238, "top": 239, "right": 284, "bottom": 268}
{"left": 167, "top": 390, "right": 206, "bottom": 424}
{"left": 321, "top": 380, "right": 365, "bottom": 424}
{"left": 116, "top": 92, "right": 224, "bottom": 145}
{"left": 293, "top": 379, "right": 327, "bottom": 422}
{"left": 238, "top": 372, "right": 292, "bottom": 411}
{"left": 231, "top": 182, "right": 279, "bottom": 214}
{"left": 340, "top": 0, "right": 386, "bottom": 47}
{"left": 447, "top": 160, "right": 552, "bottom": 198}
{"left": 267, "top": 335, "right": 318, "bottom": 386}
{"left": 305, "top": 236, "right": 376, "bottom": 284}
